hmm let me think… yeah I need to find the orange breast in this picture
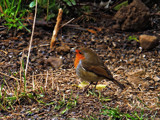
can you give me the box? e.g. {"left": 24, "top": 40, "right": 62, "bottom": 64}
{"left": 74, "top": 50, "right": 85, "bottom": 68}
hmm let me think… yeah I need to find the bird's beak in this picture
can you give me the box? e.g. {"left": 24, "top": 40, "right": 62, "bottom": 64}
{"left": 70, "top": 47, "right": 77, "bottom": 53}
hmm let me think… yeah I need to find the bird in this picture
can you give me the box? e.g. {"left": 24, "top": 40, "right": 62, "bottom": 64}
{"left": 74, "top": 48, "right": 125, "bottom": 92}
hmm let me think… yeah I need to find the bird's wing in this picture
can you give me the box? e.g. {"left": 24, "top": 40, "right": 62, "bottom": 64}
{"left": 81, "top": 61, "right": 114, "bottom": 80}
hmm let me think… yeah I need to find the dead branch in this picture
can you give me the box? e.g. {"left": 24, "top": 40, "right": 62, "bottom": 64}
{"left": 50, "top": 8, "right": 63, "bottom": 49}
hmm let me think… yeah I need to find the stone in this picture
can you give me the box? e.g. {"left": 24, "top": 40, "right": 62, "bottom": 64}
{"left": 139, "top": 35, "right": 159, "bottom": 50}
{"left": 45, "top": 57, "right": 63, "bottom": 69}
{"left": 113, "top": 0, "right": 151, "bottom": 31}
{"left": 128, "top": 0, "right": 160, "bottom": 8}
{"left": 56, "top": 43, "right": 70, "bottom": 53}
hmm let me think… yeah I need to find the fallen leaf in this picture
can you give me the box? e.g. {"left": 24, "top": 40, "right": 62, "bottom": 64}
{"left": 96, "top": 84, "right": 106, "bottom": 90}
{"left": 78, "top": 81, "right": 89, "bottom": 89}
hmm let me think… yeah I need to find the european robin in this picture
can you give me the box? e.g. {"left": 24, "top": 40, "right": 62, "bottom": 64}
{"left": 74, "top": 48, "right": 125, "bottom": 92}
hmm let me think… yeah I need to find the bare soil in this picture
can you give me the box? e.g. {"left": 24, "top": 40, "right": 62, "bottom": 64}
{"left": 0, "top": 11, "right": 160, "bottom": 119}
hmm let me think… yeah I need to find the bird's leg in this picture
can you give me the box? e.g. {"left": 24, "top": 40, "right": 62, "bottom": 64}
{"left": 93, "top": 81, "right": 98, "bottom": 90}
{"left": 83, "top": 82, "right": 93, "bottom": 93}
{"left": 92, "top": 81, "right": 98, "bottom": 93}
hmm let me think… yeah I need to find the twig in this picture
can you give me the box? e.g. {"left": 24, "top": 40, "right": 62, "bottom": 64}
{"left": 50, "top": 8, "right": 63, "bottom": 49}
{"left": 0, "top": 72, "right": 20, "bottom": 82}
{"left": 45, "top": 71, "right": 48, "bottom": 90}
{"left": 60, "top": 18, "right": 75, "bottom": 28}
{"left": 25, "top": 0, "right": 37, "bottom": 77}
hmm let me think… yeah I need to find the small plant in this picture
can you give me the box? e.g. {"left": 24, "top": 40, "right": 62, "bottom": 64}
{"left": 54, "top": 94, "right": 66, "bottom": 111}
{"left": 63, "top": 0, "right": 76, "bottom": 7}
{"left": 128, "top": 35, "right": 139, "bottom": 42}
{"left": 0, "top": 0, "right": 30, "bottom": 32}
{"left": 87, "top": 89, "right": 98, "bottom": 97}
{"left": 101, "top": 105, "right": 147, "bottom": 120}
{"left": 101, "top": 106, "right": 124, "bottom": 119}
{"left": 98, "top": 92, "right": 111, "bottom": 102}
{"left": 54, "top": 92, "right": 78, "bottom": 114}
{"left": 0, "top": 58, "right": 46, "bottom": 111}
{"left": 29, "top": 0, "right": 76, "bottom": 21}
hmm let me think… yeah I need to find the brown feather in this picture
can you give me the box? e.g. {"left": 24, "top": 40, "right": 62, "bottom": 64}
{"left": 81, "top": 61, "right": 113, "bottom": 80}
{"left": 78, "top": 48, "right": 125, "bottom": 90}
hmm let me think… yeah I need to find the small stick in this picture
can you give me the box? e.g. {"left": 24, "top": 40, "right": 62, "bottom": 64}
{"left": 50, "top": 8, "right": 63, "bottom": 49}
{"left": 60, "top": 18, "right": 75, "bottom": 28}
{"left": 0, "top": 72, "right": 20, "bottom": 82}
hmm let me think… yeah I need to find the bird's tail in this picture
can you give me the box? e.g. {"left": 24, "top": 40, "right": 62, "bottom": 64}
{"left": 111, "top": 79, "right": 125, "bottom": 90}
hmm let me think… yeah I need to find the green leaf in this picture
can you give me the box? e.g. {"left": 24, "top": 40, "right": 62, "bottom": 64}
{"left": 61, "top": 108, "right": 68, "bottom": 114}
{"left": 29, "top": 1, "right": 36, "bottom": 8}
{"left": 128, "top": 35, "right": 139, "bottom": 42}
{"left": 96, "top": 84, "right": 106, "bottom": 90}
{"left": 78, "top": 81, "right": 89, "bottom": 88}
{"left": 45, "top": 101, "right": 55, "bottom": 106}
{"left": 70, "top": 0, "right": 76, "bottom": 5}
{"left": 38, "top": 94, "right": 44, "bottom": 98}
{"left": 63, "top": 0, "right": 72, "bottom": 6}
{"left": 124, "top": 113, "right": 134, "bottom": 119}
{"left": 114, "top": 1, "right": 128, "bottom": 11}
{"left": 6, "top": 96, "right": 17, "bottom": 101}
{"left": 47, "top": 13, "right": 55, "bottom": 21}
{"left": 27, "top": 93, "right": 34, "bottom": 99}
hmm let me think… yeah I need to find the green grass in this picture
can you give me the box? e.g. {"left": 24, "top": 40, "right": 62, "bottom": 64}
{"left": 85, "top": 90, "right": 151, "bottom": 120}
{"left": 0, "top": 0, "right": 30, "bottom": 32}
{"left": 0, "top": 80, "right": 156, "bottom": 119}
{"left": 54, "top": 91, "right": 78, "bottom": 114}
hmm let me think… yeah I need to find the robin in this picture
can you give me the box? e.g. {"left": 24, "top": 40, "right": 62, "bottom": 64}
{"left": 74, "top": 48, "right": 125, "bottom": 92}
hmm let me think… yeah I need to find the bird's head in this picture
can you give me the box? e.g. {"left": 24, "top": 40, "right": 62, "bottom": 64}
{"left": 74, "top": 48, "right": 100, "bottom": 68}
{"left": 74, "top": 49, "right": 85, "bottom": 68}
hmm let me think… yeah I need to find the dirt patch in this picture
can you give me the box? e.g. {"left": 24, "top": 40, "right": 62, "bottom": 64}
{"left": 0, "top": 5, "right": 160, "bottom": 119}
{"left": 113, "top": 0, "right": 151, "bottom": 31}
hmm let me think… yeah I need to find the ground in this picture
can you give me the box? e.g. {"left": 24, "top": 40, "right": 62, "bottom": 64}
{"left": 0, "top": 10, "right": 160, "bottom": 119}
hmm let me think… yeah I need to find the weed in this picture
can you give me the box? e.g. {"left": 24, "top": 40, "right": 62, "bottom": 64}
{"left": 0, "top": 0, "right": 30, "bottom": 32}
{"left": 84, "top": 115, "right": 99, "bottom": 120}
{"left": 128, "top": 35, "right": 139, "bottom": 42}
{"left": 98, "top": 91, "right": 111, "bottom": 102}
{"left": 101, "top": 105, "right": 124, "bottom": 119}
{"left": 54, "top": 91, "right": 78, "bottom": 114}
{"left": 29, "top": 0, "right": 76, "bottom": 21}
{"left": 87, "top": 89, "right": 98, "bottom": 97}
{"left": 101, "top": 105, "right": 148, "bottom": 120}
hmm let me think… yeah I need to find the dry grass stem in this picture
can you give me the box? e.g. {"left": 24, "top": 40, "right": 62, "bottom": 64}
{"left": 45, "top": 71, "right": 49, "bottom": 90}
{"left": 32, "top": 72, "right": 35, "bottom": 91}
{"left": 0, "top": 72, "right": 20, "bottom": 83}
{"left": 60, "top": 18, "right": 75, "bottom": 28}
{"left": 25, "top": 0, "right": 37, "bottom": 77}
{"left": 51, "top": 71, "right": 54, "bottom": 89}
{"left": 1, "top": 76, "right": 12, "bottom": 93}
{"left": 19, "top": 50, "right": 26, "bottom": 91}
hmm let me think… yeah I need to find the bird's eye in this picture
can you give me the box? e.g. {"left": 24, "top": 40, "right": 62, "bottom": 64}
{"left": 75, "top": 49, "right": 83, "bottom": 54}
{"left": 79, "top": 51, "right": 82, "bottom": 54}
